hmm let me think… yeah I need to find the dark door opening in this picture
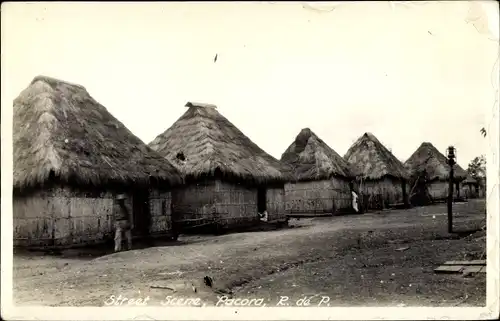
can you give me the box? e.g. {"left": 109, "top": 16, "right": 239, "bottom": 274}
{"left": 132, "top": 189, "right": 151, "bottom": 237}
{"left": 257, "top": 187, "right": 267, "bottom": 213}
{"left": 402, "top": 180, "right": 408, "bottom": 207}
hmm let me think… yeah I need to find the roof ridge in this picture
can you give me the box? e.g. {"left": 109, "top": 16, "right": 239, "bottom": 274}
{"left": 185, "top": 101, "right": 217, "bottom": 109}
{"left": 31, "top": 75, "right": 87, "bottom": 90}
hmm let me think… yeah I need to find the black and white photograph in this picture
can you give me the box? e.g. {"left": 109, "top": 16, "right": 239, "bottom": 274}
{"left": 1, "top": 1, "right": 499, "bottom": 320}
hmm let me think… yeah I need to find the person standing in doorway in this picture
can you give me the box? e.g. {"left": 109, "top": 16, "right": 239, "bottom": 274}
{"left": 114, "top": 194, "right": 132, "bottom": 252}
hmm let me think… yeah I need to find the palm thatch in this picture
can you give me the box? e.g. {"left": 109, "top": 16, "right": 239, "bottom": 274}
{"left": 148, "top": 102, "right": 290, "bottom": 184}
{"left": 13, "top": 76, "right": 183, "bottom": 191}
{"left": 404, "top": 142, "right": 467, "bottom": 181}
{"left": 280, "top": 128, "right": 352, "bottom": 182}
{"left": 344, "top": 132, "right": 409, "bottom": 180}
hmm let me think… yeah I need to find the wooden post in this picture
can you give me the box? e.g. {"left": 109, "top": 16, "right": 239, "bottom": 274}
{"left": 446, "top": 145, "right": 456, "bottom": 234}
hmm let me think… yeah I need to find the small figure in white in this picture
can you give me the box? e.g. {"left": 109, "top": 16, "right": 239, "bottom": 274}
{"left": 259, "top": 210, "right": 268, "bottom": 222}
{"left": 352, "top": 190, "right": 359, "bottom": 213}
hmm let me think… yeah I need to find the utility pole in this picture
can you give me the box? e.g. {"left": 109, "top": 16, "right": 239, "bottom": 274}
{"left": 446, "top": 146, "right": 456, "bottom": 234}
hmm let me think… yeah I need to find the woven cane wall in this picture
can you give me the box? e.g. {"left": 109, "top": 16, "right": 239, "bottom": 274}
{"left": 13, "top": 187, "right": 120, "bottom": 247}
{"left": 284, "top": 178, "right": 352, "bottom": 214}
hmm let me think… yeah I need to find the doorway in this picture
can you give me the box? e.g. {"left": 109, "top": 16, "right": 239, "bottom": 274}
{"left": 132, "top": 189, "right": 151, "bottom": 237}
{"left": 402, "top": 180, "right": 408, "bottom": 207}
{"left": 257, "top": 187, "right": 267, "bottom": 213}
{"left": 455, "top": 182, "right": 460, "bottom": 198}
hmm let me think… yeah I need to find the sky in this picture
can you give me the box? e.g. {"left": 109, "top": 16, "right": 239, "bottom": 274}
{"left": 2, "top": 1, "right": 499, "bottom": 169}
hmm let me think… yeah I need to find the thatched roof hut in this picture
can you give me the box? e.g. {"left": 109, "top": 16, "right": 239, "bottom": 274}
{"left": 462, "top": 174, "right": 482, "bottom": 199}
{"left": 148, "top": 102, "right": 290, "bottom": 184}
{"left": 280, "top": 128, "right": 354, "bottom": 215}
{"left": 344, "top": 132, "right": 409, "bottom": 180}
{"left": 148, "top": 102, "right": 290, "bottom": 232}
{"left": 13, "top": 76, "right": 183, "bottom": 192}
{"left": 281, "top": 128, "right": 352, "bottom": 182}
{"left": 403, "top": 142, "right": 467, "bottom": 182}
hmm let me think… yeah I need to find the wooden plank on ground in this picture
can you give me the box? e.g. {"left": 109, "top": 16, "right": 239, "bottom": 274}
{"left": 434, "top": 265, "right": 465, "bottom": 274}
{"left": 462, "top": 266, "right": 487, "bottom": 274}
{"left": 442, "top": 260, "right": 486, "bottom": 266}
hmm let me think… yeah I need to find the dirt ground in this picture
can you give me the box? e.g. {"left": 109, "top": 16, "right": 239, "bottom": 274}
{"left": 12, "top": 200, "right": 487, "bottom": 307}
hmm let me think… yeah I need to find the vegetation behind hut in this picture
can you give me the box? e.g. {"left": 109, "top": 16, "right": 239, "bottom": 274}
{"left": 466, "top": 155, "right": 486, "bottom": 180}
{"left": 465, "top": 155, "right": 487, "bottom": 198}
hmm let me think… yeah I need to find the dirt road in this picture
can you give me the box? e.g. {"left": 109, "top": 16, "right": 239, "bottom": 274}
{"left": 13, "top": 200, "right": 486, "bottom": 307}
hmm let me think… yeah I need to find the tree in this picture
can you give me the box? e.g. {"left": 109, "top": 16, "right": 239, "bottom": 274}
{"left": 467, "top": 155, "right": 487, "bottom": 197}
{"left": 467, "top": 155, "right": 486, "bottom": 179}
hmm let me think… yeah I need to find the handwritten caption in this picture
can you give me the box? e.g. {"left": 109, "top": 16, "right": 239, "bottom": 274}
{"left": 104, "top": 295, "right": 202, "bottom": 307}
{"left": 216, "top": 295, "right": 333, "bottom": 307}
{"left": 104, "top": 294, "right": 334, "bottom": 307}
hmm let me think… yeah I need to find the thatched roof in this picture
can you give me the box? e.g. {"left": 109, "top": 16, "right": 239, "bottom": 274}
{"left": 463, "top": 175, "right": 478, "bottom": 185}
{"left": 13, "top": 76, "right": 183, "bottom": 191}
{"left": 280, "top": 128, "right": 352, "bottom": 182}
{"left": 344, "top": 132, "right": 409, "bottom": 180}
{"left": 148, "top": 102, "right": 290, "bottom": 184}
{"left": 404, "top": 142, "right": 467, "bottom": 181}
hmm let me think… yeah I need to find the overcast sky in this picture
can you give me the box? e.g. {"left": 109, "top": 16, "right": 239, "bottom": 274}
{"left": 2, "top": 1, "right": 498, "bottom": 169}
